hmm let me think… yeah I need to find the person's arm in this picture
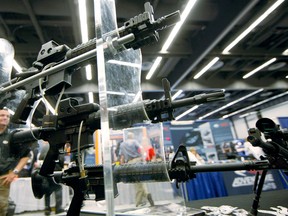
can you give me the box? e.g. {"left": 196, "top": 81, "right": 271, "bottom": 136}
{"left": 13, "top": 157, "right": 30, "bottom": 174}
{"left": 120, "top": 155, "right": 125, "bottom": 164}
{"left": 0, "top": 156, "right": 29, "bottom": 186}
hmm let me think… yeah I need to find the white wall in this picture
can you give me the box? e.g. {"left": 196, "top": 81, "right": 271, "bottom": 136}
{"left": 232, "top": 118, "right": 249, "bottom": 139}
{"left": 231, "top": 101, "right": 288, "bottom": 139}
{"left": 261, "top": 101, "right": 288, "bottom": 125}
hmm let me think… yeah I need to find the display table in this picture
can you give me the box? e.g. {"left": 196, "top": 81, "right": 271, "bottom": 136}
{"left": 184, "top": 169, "right": 286, "bottom": 201}
{"left": 9, "top": 177, "right": 71, "bottom": 213}
{"left": 186, "top": 189, "right": 288, "bottom": 216}
{"left": 184, "top": 172, "right": 227, "bottom": 201}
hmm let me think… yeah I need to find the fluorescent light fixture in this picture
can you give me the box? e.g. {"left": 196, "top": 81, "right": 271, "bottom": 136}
{"left": 78, "top": 0, "right": 93, "bottom": 81}
{"left": 243, "top": 58, "right": 276, "bottom": 79}
{"left": 171, "top": 120, "right": 195, "bottom": 125}
{"left": 172, "top": 90, "right": 183, "bottom": 100}
{"left": 199, "top": 89, "right": 263, "bottom": 120}
{"left": 282, "top": 48, "right": 288, "bottom": 56}
{"left": 106, "top": 91, "right": 125, "bottom": 96}
{"left": 78, "top": 0, "right": 89, "bottom": 43}
{"left": 88, "top": 91, "right": 94, "bottom": 103}
{"left": 132, "top": 91, "right": 142, "bottom": 103}
{"left": 222, "top": 0, "right": 285, "bottom": 54}
{"left": 175, "top": 105, "right": 199, "bottom": 120}
{"left": 146, "top": 57, "right": 162, "bottom": 79}
{"left": 238, "top": 111, "right": 256, "bottom": 118}
{"left": 146, "top": 0, "right": 198, "bottom": 80}
{"left": 222, "top": 91, "right": 288, "bottom": 119}
{"left": 193, "top": 57, "right": 219, "bottom": 79}
{"left": 85, "top": 65, "right": 92, "bottom": 80}
{"left": 161, "top": 0, "right": 198, "bottom": 51}
{"left": 13, "top": 60, "right": 23, "bottom": 73}
{"left": 107, "top": 60, "right": 141, "bottom": 68}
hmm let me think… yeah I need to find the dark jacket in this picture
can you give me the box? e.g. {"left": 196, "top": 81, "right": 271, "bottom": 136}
{"left": 0, "top": 129, "right": 30, "bottom": 175}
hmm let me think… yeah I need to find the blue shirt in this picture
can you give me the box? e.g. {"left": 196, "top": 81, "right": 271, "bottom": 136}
{"left": 119, "top": 138, "right": 142, "bottom": 163}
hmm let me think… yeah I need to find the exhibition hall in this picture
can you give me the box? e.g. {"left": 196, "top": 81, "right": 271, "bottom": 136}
{"left": 0, "top": 0, "right": 287, "bottom": 215}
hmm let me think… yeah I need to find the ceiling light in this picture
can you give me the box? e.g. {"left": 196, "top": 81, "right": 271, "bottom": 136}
{"left": 243, "top": 58, "right": 276, "bottom": 79}
{"left": 222, "top": 0, "right": 285, "bottom": 54}
{"left": 267, "top": 62, "right": 286, "bottom": 71}
{"left": 88, "top": 91, "right": 94, "bottom": 103}
{"left": 146, "top": 0, "right": 198, "bottom": 80}
{"left": 146, "top": 57, "right": 162, "bottom": 79}
{"left": 106, "top": 91, "right": 125, "bottom": 96}
{"left": 85, "top": 65, "right": 92, "bottom": 80}
{"left": 172, "top": 90, "right": 183, "bottom": 100}
{"left": 208, "top": 60, "right": 224, "bottom": 71}
{"left": 132, "top": 91, "right": 142, "bottom": 103}
{"left": 78, "top": 0, "right": 89, "bottom": 43}
{"left": 108, "top": 60, "right": 142, "bottom": 68}
{"left": 222, "top": 91, "right": 288, "bottom": 119}
{"left": 175, "top": 105, "right": 199, "bottom": 120}
{"left": 199, "top": 89, "right": 263, "bottom": 119}
{"left": 282, "top": 48, "right": 288, "bottom": 56}
{"left": 161, "top": 0, "right": 198, "bottom": 51}
{"left": 13, "top": 60, "right": 23, "bottom": 73}
{"left": 193, "top": 57, "right": 219, "bottom": 79}
{"left": 238, "top": 111, "right": 257, "bottom": 118}
{"left": 78, "top": 0, "right": 93, "bottom": 82}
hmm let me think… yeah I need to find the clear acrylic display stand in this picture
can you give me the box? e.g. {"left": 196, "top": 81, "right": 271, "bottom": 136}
{"left": 80, "top": 0, "right": 204, "bottom": 215}
{"left": 0, "top": 38, "right": 26, "bottom": 111}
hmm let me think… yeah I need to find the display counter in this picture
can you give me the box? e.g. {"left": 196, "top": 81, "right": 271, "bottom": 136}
{"left": 184, "top": 169, "right": 285, "bottom": 201}
{"left": 9, "top": 177, "right": 71, "bottom": 213}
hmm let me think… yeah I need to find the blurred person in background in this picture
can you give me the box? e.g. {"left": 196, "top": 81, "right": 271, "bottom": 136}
{"left": 119, "top": 132, "right": 154, "bottom": 207}
{"left": 187, "top": 147, "right": 205, "bottom": 165}
{"left": 0, "top": 107, "right": 30, "bottom": 216}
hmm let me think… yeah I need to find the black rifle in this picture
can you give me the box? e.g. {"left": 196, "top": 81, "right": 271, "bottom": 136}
{"left": 247, "top": 118, "right": 288, "bottom": 216}
{"left": 9, "top": 79, "right": 225, "bottom": 215}
{"left": 30, "top": 144, "right": 276, "bottom": 216}
{"left": 0, "top": 2, "right": 181, "bottom": 124}
{"left": 0, "top": 3, "right": 225, "bottom": 214}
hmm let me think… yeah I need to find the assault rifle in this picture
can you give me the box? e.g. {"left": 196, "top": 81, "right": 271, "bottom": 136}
{"left": 246, "top": 118, "right": 288, "bottom": 215}
{"left": 9, "top": 78, "right": 225, "bottom": 215}
{"left": 0, "top": 2, "right": 181, "bottom": 124}
{"left": 0, "top": 2, "right": 226, "bottom": 215}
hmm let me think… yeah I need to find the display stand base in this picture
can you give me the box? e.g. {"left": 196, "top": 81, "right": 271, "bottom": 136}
{"left": 80, "top": 200, "right": 205, "bottom": 216}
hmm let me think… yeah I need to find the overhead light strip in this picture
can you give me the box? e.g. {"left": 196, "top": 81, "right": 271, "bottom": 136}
{"left": 222, "top": 91, "right": 288, "bottom": 119}
{"left": 282, "top": 48, "right": 288, "bottom": 56}
{"left": 192, "top": 1, "right": 284, "bottom": 80}
{"left": 193, "top": 57, "right": 219, "bottom": 79}
{"left": 161, "top": 0, "right": 198, "bottom": 52}
{"left": 172, "top": 90, "right": 183, "bottom": 100}
{"left": 12, "top": 60, "right": 23, "bottom": 73}
{"left": 132, "top": 91, "right": 142, "bottom": 103}
{"left": 146, "top": 0, "right": 198, "bottom": 80}
{"left": 222, "top": 0, "right": 285, "bottom": 54}
{"left": 88, "top": 91, "right": 94, "bottom": 103}
{"left": 198, "top": 89, "right": 263, "bottom": 120}
{"left": 175, "top": 105, "right": 199, "bottom": 120}
{"left": 78, "top": 0, "right": 93, "bottom": 82}
{"left": 146, "top": 57, "right": 162, "bottom": 80}
{"left": 107, "top": 60, "right": 142, "bottom": 68}
{"left": 78, "top": 0, "right": 89, "bottom": 42}
{"left": 242, "top": 57, "right": 277, "bottom": 79}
